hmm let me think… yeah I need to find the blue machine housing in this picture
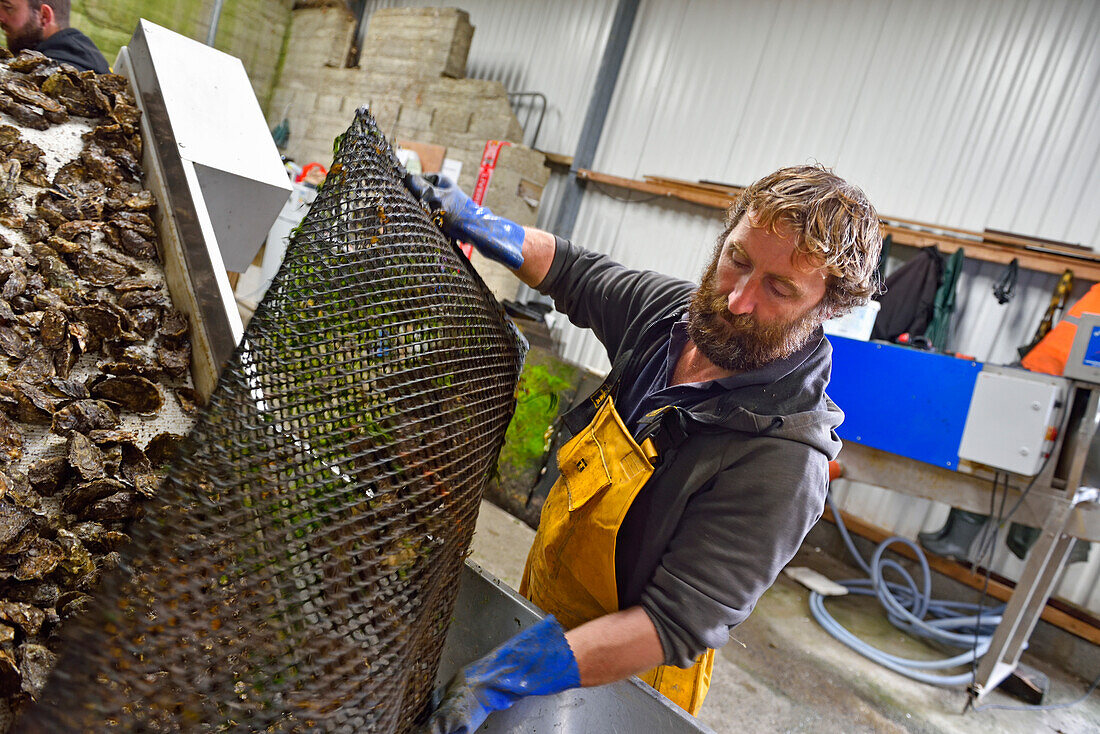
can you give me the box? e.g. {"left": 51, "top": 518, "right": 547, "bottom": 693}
{"left": 827, "top": 336, "right": 983, "bottom": 469}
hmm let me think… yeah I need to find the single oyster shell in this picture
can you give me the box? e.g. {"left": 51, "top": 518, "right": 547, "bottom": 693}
{"left": 0, "top": 325, "right": 28, "bottom": 359}
{"left": 123, "top": 190, "right": 155, "bottom": 210}
{"left": 60, "top": 477, "right": 125, "bottom": 514}
{"left": 21, "top": 217, "right": 50, "bottom": 243}
{"left": 68, "top": 432, "right": 105, "bottom": 481}
{"left": 0, "top": 91, "right": 48, "bottom": 130}
{"left": 14, "top": 538, "right": 64, "bottom": 580}
{"left": 118, "top": 289, "right": 169, "bottom": 309}
{"left": 39, "top": 308, "right": 67, "bottom": 349}
{"left": 84, "top": 491, "right": 139, "bottom": 522}
{"left": 47, "top": 377, "right": 88, "bottom": 400}
{"left": 53, "top": 219, "right": 99, "bottom": 240}
{"left": 175, "top": 386, "right": 200, "bottom": 414}
{"left": 0, "top": 498, "right": 32, "bottom": 550}
{"left": 0, "top": 412, "right": 22, "bottom": 465}
{"left": 20, "top": 163, "right": 50, "bottom": 188}
{"left": 27, "top": 456, "right": 69, "bottom": 495}
{"left": 91, "top": 375, "right": 163, "bottom": 414}
{"left": 113, "top": 226, "right": 157, "bottom": 260}
{"left": 110, "top": 211, "right": 155, "bottom": 238}
{"left": 51, "top": 399, "right": 118, "bottom": 436}
{"left": 156, "top": 340, "right": 190, "bottom": 378}
{"left": 159, "top": 309, "right": 189, "bottom": 340}
{"left": 72, "top": 304, "right": 122, "bottom": 339}
{"left": 69, "top": 249, "right": 129, "bottom": 287}
{"left": 9, "top": 349, "right": 53, "bottom": 384}
{"left": 2, "top": 78, "right": 67, "bottom": 123}
{"left": 0, "top": 159, "right": 20, "bottom": 202}
{"left": 18, "top": 642, "right": 55, "bottom": 696}
{"left": 144, "top": 432, "right": 182, "bottom": 467}
{"left": 129, "top": 307, "right": 160, "bottom": 339}
{"left": 7, "top": 50, "right": 51, "bottom": 73}
{"left": 0, "top": 600, "right": 45, "bottom": 636}
{"left": 7, "top": 139, "right": 42, "bottom": 166}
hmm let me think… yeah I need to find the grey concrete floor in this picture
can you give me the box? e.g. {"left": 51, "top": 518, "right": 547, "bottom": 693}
{"left": 468, "top": 501, "right": 1100, "bottom": 733}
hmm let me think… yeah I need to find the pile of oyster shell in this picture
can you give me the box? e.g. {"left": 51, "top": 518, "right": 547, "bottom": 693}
{"left": 0, "top": 49, "right": 198, "bottom": 720}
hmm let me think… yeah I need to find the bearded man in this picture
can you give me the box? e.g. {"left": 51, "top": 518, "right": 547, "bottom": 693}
{"left": 0, "top": 0, "right": 108, "bottom": 73}
{"left": 406, "top": 165, "right": 881, "bottom": 733}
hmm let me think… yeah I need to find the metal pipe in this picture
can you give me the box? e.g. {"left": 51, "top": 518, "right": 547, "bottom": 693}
{"left": 206, "top": 0, "right": 227, "bottom": 46}
{"left": 550, "top": 0, "right": 640, "bottom": 240}
{"left": 349, "top": 0, "right": 371, "bottom": 68}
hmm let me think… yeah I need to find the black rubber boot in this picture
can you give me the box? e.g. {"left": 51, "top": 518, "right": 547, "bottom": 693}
{"left": 918, "top": 509, "right": 989, "bottom": 561}
{"left": 1007, "top": 522, "right": 1091, "bottom": 564}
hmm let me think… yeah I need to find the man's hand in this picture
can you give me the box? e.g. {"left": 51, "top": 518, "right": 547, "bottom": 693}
{"left": 405, "top": 173, "right": 526, "bottom": 269}
{"left": 420, "top": 615, "right": 580, "bottom": 734}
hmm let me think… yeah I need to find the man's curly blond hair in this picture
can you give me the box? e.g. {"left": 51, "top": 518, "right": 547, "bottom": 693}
{"left": 722, "top": 164, "right": 882, "bottom": 316}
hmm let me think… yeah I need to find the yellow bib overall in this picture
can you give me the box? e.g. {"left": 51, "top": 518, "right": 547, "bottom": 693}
{"left": 519, "top": 395, "right": 714, "bottom": 715}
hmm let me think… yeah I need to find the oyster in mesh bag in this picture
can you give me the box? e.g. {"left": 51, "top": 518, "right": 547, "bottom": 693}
{"left": 23, "top": 108, "right": 525, "bottom": 732}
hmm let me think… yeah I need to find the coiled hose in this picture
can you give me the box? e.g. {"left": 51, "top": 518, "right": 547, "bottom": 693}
{"left": 809, "top": 492, "right": 1005, "bottom": 686}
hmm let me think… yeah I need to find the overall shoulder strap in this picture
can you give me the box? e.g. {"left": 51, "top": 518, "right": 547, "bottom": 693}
{"left": 561, "top": 349, "right": 634, "bottom": 436}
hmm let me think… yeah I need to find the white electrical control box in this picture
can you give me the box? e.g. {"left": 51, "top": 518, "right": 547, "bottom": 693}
{"left": 957, "top": 367, "right": 1067, "bottom": 475}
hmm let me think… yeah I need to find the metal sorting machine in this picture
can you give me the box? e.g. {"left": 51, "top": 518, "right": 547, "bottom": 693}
{"left": 113, "top": 20, "right": 290, "bottom": 401}
{"left": 828, "top": 333, "right": 1100, "bottom": 701}
{"left": 44, "top": 20, "right": 714, "bottom": 732}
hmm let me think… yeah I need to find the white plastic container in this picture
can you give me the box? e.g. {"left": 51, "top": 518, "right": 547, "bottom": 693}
{"left": 822, "top": 300, "right": 881, "bottom": 341}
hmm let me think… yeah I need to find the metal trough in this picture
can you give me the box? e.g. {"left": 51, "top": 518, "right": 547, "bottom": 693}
{"left": 439, "top": 562, "right": 716, "bottom": 733}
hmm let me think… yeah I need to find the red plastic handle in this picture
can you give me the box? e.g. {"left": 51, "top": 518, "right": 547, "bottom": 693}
{"left": 295, "top": 162, "right": 328, "bottom": 183}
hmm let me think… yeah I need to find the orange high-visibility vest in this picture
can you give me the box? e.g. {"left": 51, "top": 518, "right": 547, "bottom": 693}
{"left": 1022, "top": 283, "right": 1100, "bottom": 376}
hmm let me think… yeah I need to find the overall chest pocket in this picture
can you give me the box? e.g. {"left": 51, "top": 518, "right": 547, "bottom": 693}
{"left": 556, "top": 397, "right": 654, "bottom": 512}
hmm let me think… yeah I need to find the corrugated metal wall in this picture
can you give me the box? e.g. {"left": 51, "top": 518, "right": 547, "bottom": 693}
{"left": 364, "top": 0, "right": 1100, "bottom": 610}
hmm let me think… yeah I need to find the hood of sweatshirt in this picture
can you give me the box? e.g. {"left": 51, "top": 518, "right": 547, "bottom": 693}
{"left": 680, "top": 325, "right": 844, "bottom": 460}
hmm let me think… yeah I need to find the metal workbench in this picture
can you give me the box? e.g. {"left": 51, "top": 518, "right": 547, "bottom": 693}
{"left": 828, "top": 336, "right": 1100, "bottom": 702}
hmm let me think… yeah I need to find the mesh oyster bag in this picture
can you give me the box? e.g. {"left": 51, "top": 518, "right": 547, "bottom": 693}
{"left": 22, "top": 108, "right": 525, "bottom": 732}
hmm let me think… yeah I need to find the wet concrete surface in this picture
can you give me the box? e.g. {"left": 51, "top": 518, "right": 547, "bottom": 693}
{"left": 468, "top": 501, "right": 1100, "bottom": 733}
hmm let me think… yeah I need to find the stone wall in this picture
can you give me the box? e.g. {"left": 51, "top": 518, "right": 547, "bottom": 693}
{"left": 71, "top": 0, "right": 294, "bottom": 109}
{"left": 270, "top": 6, "right": 548, "bottom": 302}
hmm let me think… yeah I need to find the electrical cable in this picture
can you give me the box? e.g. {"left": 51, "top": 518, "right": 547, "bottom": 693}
{"left": 998, "top": 454, "right": 1050, "bottom": 527}
{"left": 810, "top": 491, "right": 1004, "bottom": 687}
{"left": 817, "top": 466, "right": 1099, "bottom": 712}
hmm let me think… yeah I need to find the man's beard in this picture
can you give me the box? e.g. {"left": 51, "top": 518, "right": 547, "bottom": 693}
{"left": 5, "top": 15, "right": 44, "bottom": 54}
{"left": 686, "top": 258, "right": 825, "bottom": 372}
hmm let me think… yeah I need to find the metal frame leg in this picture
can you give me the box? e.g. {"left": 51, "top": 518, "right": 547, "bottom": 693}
{"left": 971, "top": 498, "right": 1078, "bottom": 701}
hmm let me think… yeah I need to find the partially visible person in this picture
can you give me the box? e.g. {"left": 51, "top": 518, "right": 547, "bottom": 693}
{"left": 0, "top": 0, "right": 108, "bottom": 73}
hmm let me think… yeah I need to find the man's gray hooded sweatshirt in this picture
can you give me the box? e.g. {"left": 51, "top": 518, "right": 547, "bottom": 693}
{"left": 536, "top": 238, "right": 844, "bottom": 668}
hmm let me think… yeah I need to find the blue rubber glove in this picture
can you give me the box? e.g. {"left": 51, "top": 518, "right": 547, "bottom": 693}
{"left": 405, "top": 173, "right": 526, "bottom": 269}
{"left": 421, "top": 615, "right": 580, "bottom": 734}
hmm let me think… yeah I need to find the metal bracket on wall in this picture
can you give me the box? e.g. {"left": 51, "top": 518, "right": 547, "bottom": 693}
{"left": 507, "top": 91, "right": 547, "bottom": 149}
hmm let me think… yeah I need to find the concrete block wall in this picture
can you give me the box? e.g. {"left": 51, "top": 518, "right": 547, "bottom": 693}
{"left": 360, "top": 7, "right": 473, "bottom": 79}
{"left": 271, "top": 6, "right": 549, "bottom": 302}
{"left": 280, "top": 2, "right": 355, "bottom": 73}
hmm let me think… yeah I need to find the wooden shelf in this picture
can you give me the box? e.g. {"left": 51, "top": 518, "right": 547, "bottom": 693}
{"left": 575, "top": 169, "right": 1100, "bottom": 282}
